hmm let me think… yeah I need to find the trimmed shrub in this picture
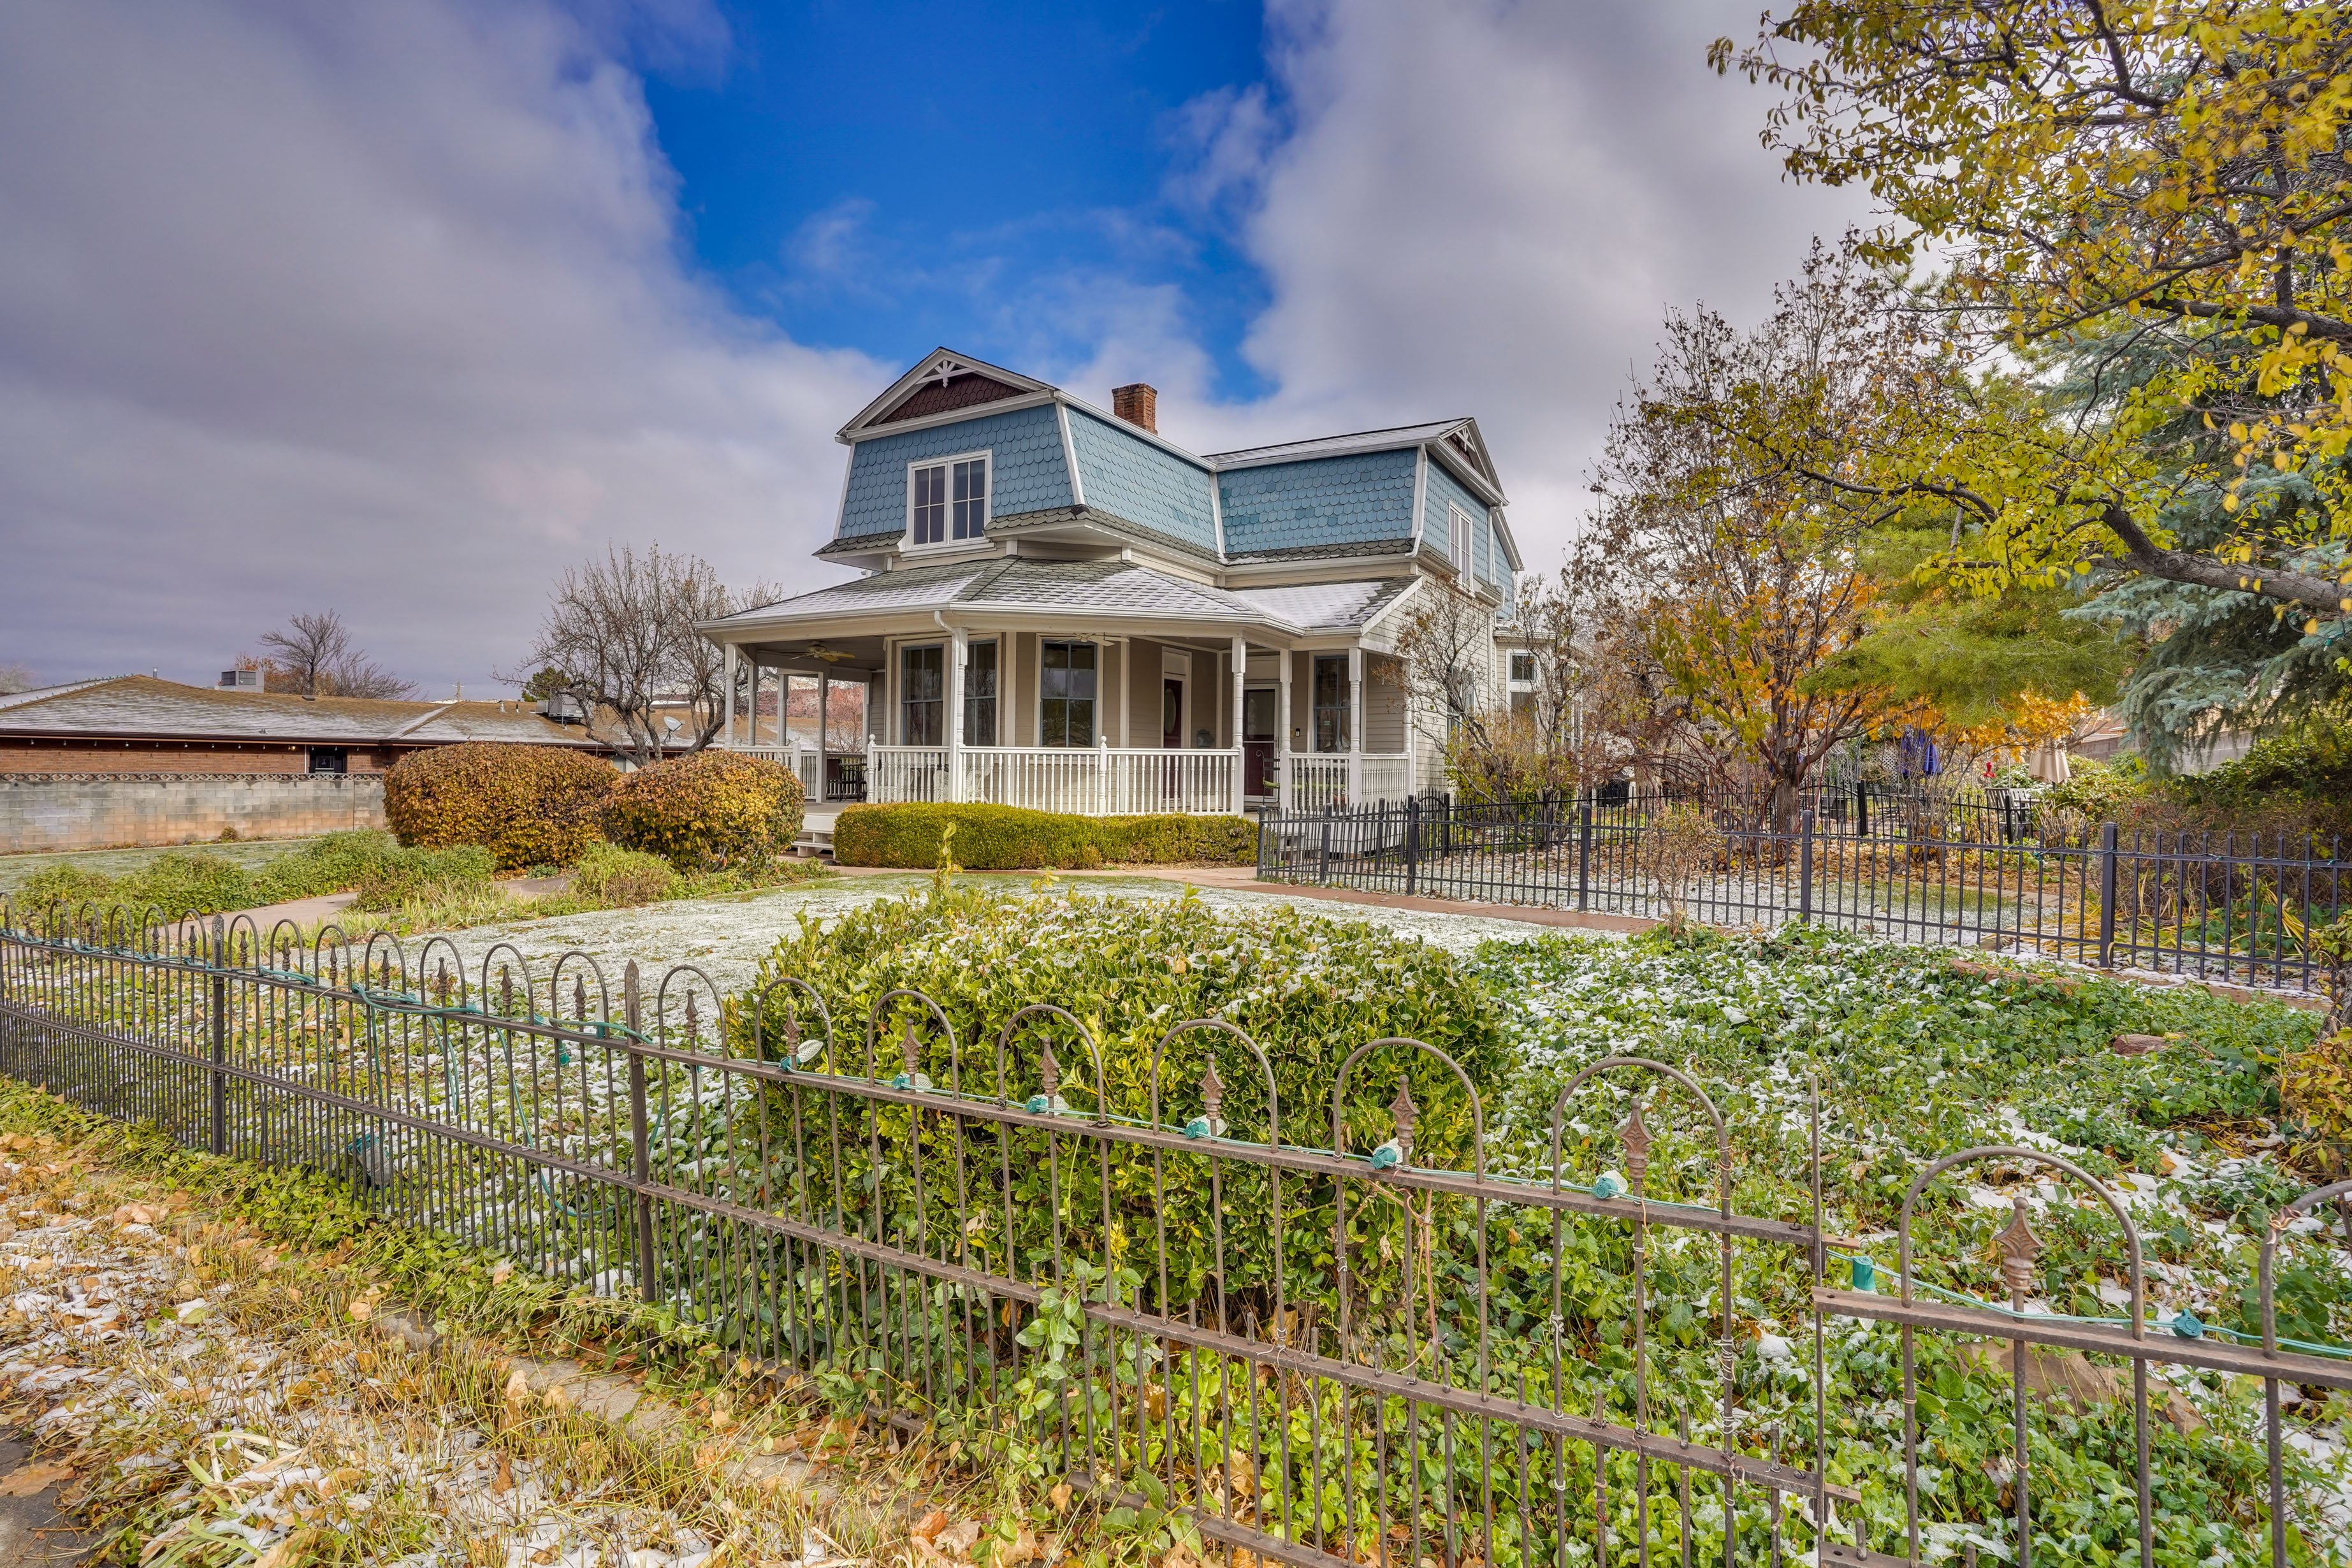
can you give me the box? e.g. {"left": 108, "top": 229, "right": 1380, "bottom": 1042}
{"left": 832, "top": 803, "right": 1256, "bottom": 869}
{"left": 567, "top": 841, "right": 679, "bottom": 907}
{"left": 383, "top": 743, "right": 615, "bottom": 871}
{"left": 348, "top": 844, "right": 497, "bottom": 911}
{"left": 603, "top": 750, "right": 804, "bottom": 871}
{"left": 735, "top": 887, "right": 1507, "bottom": 1308}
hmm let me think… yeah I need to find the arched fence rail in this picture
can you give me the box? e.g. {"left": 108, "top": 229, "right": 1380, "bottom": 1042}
{"left": 0, "top": 901, "right": 2346, "bottom": 1568}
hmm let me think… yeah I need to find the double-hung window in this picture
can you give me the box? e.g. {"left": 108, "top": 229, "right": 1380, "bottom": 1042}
{"left": 964, "top": 641, "right": 998, "bottom": 746}
{"left": 1449, "top": 504, "right": 1477, "bottom": 579}
{"left": 901, "top": 645, "right": 944, "bottom": 744}
{"left": 909, "top": 453, "right": 989, "bottom": 547}
{"left": 1041, "top": 641, "right": 1096, "bottom": 747}
{"left": 1312, "top": 654, "right": 1350, "bottom": 753}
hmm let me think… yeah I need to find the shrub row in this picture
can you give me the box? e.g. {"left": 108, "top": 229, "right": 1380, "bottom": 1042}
{"left": 831, "top": 802, "right": 1256, "bottom": 869}
{"left": 384, "top": 744, "right": 804, "bottom": 871}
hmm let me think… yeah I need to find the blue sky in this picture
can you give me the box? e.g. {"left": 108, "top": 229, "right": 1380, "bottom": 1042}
{"left": 648, "top": 2, "right": 1277, "bottom": 399}
{"left": 0, "top": 0, "right": 1868, "bottom": 690}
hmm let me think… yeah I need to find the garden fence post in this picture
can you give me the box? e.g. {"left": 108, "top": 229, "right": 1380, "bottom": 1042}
{"left": 624, "top": 961, "right": 659, "bottom": 1305}
{"left": 2098, "top": 821, "right": 2119, "bottom": 969}
{"left": 208, "top": 915, "right": 227, "bottom": 1157}
{"left": 1318, "top": 809, "right": 1332, "bottom": 885}
{"left": 1405, "top": 796, "right": 1419, "bottom": 897}
{"left": 1855, "top": 781, "right": 1869, "bottom": 841}
{"left": 1799, "top": 809, "right": 1815, "bottom": 925}
{"left": 1578, "top": 798, "right": 1593, "bottom": 913}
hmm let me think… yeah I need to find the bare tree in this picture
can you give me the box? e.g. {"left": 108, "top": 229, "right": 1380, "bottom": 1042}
{"left": 1394, "top": 571, "right": 1609, "bottom": 806}
{"left": 252, "top": 610, "right": 416, "bottom": 699}
{"left": 505, "top": 544, "right": 778, "bottom": 768}
{"left": 0, "top": 663, "right": 34, "bottom": 695}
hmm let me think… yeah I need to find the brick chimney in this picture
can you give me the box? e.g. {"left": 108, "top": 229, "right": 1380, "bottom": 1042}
{"left": 1111, "top": 382, "right": 1158, "bottom": 433}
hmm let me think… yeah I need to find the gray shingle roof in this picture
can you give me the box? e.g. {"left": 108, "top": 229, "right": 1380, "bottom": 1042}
{"left": 716, "top": 560, "right": 1418, "bottom": 636}
{"left": 0, "top": 676, "right": 595, "bottom": 747}
{"left": 1205, "top": 421, "right": 1468, "bottom": 467}
{"left": 1228, "top": 579, "right": 1417, "bottom": 632}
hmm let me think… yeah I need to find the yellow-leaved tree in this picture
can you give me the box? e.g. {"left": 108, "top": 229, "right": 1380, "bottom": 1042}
{"left": 1714, "top": 1, "right": 2352, "bottom": 624}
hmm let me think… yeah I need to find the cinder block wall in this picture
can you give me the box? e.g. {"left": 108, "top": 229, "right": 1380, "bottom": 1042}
{"left": 0, "top": 774, "right": 387, "bottom": 853}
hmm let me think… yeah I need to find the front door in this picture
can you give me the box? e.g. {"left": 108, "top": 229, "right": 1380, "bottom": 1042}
{"left": 1242, "top": 688, "right": 1277, "bottom": 797}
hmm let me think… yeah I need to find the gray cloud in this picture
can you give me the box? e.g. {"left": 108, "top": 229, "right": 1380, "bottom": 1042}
{"left": 1149, "top": 0, "right": 1874, "bottom": 567}
{"left": 0, "top": 0, "right": 1868, "bottom": 696}
{"left": 0, "top": 0, "right": 878, "bottom": 693}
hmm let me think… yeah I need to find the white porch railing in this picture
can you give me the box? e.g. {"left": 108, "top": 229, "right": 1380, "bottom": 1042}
{"left": 870, "top": 746, "right": 952, "bottom": 803}
{"left": 735, "top": 745, "right": 825, "bottom": 801}
{"left": 734, "top": 740, "right": 1407, "bottom": 815}
{"left": 1288, "top": 753, "right": 1413, "bottom": 811}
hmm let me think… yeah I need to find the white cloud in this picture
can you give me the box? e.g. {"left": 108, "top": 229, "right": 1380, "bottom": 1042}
{"left": 0, "top": 0, "right": 879, "bottom": 692}
{"left": 1152, "top": 0, "right": 1874, "bottom": 567}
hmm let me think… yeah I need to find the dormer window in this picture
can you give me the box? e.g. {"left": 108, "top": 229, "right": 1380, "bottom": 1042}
{"left": 1448, "top": 504, "right": 1476, "bottom": 579}
{"left": 909, "top": 453, "right": 989, "bottom": 548}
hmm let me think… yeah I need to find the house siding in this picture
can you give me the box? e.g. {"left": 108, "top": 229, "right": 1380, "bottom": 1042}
{"left": 837, "top": 405, "right": 1072, "bottom": 542}
{"left": 1219, "top": 449, "right": 1418, "bottom": 558}
{"left": 1065, "top": 410, "right": 1219, "bottom": 553}
{"left": 1423, "top": 460, "right": 1499, "bottom": 582}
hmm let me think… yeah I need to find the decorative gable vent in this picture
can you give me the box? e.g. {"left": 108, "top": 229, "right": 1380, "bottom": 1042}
{"left": 877, "top": 355, "right": 1029, "bottom": 425}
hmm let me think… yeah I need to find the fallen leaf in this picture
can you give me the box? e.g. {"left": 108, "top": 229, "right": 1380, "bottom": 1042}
{"left": 493, "top": 1452, "right": 514, "bottom": 1496}
{"left": 490, "top": 1261, "right": 514, "bottom": 1286}
{"left": 345, "top": 1293, "right": 381, "bottom": 1324}
{"left": 1047, "top": 1485, "right": 1072, "bottom": 1514}
{"left": 253, "top": 1530, "right": 319, "bottom": 1568}
{"left": 0, "top": 1462, "right": 70, "bottom": 1497}
{"left": 317, "top": 1467, "right": 364, "bottom": 1499}
{"left": 1001, "top": 1527, "right": 1040, "bottom": 1567}
{"left": 913, "top": 1511, "right": 950, "bottom": 1542}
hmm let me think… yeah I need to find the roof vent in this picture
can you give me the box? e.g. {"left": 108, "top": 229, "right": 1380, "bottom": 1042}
{"left": 217, "top": 669, "right": 261, "bottom": 691}
{"left": 1111, "top": 383, "right": 1158, "bottom": 434}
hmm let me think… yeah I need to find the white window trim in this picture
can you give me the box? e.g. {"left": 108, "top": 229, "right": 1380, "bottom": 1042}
{"left": 1448, "top": 503, "right": 1476, "bottom": 579}
{"left": 904, "top": 449, "right": 992, "bottom": 554}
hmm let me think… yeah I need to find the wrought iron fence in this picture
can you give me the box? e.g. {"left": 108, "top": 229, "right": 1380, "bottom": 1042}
{"left": 0, "top": 904, "right": 2347, "bottom": 1567}
{"left": 1258, "top": 799, "right": 2348, "bottom": 992}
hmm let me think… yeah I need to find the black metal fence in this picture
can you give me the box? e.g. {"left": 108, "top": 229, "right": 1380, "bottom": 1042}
{"left": 1259, "top": 799, "right": 2347, "bottom": 992}
{"left": 1, "top": 906, "right": 2348, "bottom": 1568}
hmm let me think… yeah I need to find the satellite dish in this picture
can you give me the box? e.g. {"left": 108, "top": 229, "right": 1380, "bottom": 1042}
{"left": 663, "top": 717, "right": 682, "bottom": 734}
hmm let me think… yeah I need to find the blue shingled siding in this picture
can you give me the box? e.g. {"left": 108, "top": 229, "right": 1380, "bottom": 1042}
{"left": 1422, "top": 460, "right": 1499, "bottom": 581}
{"left": 837, "top": 404, "right": 1072, "bottom": 539}
{"left": 1219, "top": 448, "right": 1418, "bottom": 556}
{"left": 1065, "top": 409, "right": 1219, "bottom": 551}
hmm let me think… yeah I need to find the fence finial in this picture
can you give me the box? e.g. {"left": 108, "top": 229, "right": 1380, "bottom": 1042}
{"left": 1621, "top": 1098, "right": 1653, "bottom": 1196}
{"left": 1389, "top": 1078, "right": 1418, "bottom": 1166}
{"left": 1995, "top": 1194, "right": 2043, "bottom": 1303}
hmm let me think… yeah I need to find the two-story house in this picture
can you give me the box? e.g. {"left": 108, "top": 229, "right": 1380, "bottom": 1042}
{"left": 700, "top": 349, "right": 1520, "bottom": 838}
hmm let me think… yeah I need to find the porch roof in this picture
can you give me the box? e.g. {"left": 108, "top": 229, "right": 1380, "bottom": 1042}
{"left": 707, "top": 558, "right": 1412, "bottom": 642}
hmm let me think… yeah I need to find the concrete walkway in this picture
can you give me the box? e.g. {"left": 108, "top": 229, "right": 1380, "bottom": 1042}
{"left": 827, "top": 861, "right": 1655, "bottom": 935}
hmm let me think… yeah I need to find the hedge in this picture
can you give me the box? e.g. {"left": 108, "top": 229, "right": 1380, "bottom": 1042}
{"left": 603, "top": 750, "right": 804, "bottom": 871}
{"left": 831, "top": 802, "right": 1256, "bottom": 869}
{"left": 382, "top": 743, "right": 616, "bottom": 871}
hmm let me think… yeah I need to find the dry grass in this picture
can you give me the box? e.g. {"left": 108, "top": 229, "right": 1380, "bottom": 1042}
{"left": 0, "top": 1130, "right": 1007, "bottom": 1568}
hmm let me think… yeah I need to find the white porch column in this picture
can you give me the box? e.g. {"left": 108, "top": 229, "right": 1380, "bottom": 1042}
{"left": 817, "top": 669, "right": 831, "bottom": 799}
{"left": 1275, "top": 650, "right": 1292, "bottom": 809}
{"left": 947, "top": 625, "right": 966, "bottom": 802}
{"left": 722, "top": 643, "right": 738, "bottom": 749}
{"left": 1347, "top": 645, "right": 1365, "bottom": 807}
{"left": 1230, "top": 635, "right": 1247, "bottom": 815}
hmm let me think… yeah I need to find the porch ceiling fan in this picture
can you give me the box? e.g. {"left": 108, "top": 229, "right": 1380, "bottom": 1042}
{"left": 801, "top": 642, "right": 856, "bottom": 663}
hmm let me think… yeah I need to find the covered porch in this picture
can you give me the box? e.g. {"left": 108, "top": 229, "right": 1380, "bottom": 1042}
{"left": 706, "top": 594, "right": 1417, "bottom": 822}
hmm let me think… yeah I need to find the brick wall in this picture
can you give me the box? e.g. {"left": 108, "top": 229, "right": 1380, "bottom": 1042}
{"left": 0, "top": 739, "right": 398, "bottom": 774}
{"left": 0, "top": 774, "right": 387, "bottom": 853}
